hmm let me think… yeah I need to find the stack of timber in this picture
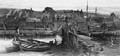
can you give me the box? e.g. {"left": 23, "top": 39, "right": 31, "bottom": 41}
{"left": 104, "top": 30, "right": 120, "bottom": 36}
{"left": 89, "top": 30, "right": 120, "bottom": 38}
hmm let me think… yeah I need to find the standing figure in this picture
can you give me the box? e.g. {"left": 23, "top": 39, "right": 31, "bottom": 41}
{"left": 15, "top": 27, "right": 20, "bottom": 34}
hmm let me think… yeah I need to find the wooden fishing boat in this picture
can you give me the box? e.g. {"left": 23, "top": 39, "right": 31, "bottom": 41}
{"left": 19, "top": 41, "right": 51, "bottom": 51}
{"left": 12, "top": 38, "right": 51, "bottom": 51}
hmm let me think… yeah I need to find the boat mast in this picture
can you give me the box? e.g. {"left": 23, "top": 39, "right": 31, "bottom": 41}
{"left": 86, "top": 0, "right": 88, "bottom": 18}
{"left": 95, "top": 7, "right": 97, "bottom": 16}
{"left": 86, "top": 0, "right": 90, "bottom": 32}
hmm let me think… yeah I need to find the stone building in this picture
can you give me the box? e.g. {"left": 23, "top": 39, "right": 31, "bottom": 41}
{"left": 88, "top": 17, "right": 104, "bottom": 32}
{"left": 73, "top": 15, "right": 88, "bottom": 33}
{"left": 100, "top": 21, "right": 117, "bottom": 31}
{"left": 18, "top": 22, "right": 54, "bottom": 34}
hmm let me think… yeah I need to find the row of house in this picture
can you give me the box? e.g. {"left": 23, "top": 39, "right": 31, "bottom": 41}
{"left": 0, "top": 7, "right": 90, "bottom": 35}
{"left": 88, "top": 12, "right": 120, "bottom": 32}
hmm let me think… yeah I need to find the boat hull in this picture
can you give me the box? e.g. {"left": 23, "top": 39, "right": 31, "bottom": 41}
{"left": 20, "top": 45, "right": 51, "bottom": 52}
{"left": 12, "top": 38, "right": 51, "bottom": 52}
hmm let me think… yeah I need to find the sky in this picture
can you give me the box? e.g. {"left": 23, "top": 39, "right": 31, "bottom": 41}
{"left": 0, "top": 0, "right": 120, "bottom": 13}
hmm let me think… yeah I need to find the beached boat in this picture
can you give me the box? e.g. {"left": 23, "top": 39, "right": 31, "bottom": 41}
{"left": 12, "top": 38, "right": 51, "bottom": 51}
{"left": 19, "top": 41, "right": 51, "bottom": 51}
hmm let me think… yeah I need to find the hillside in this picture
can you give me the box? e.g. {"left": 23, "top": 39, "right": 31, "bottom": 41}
{"left": 0, "top": 8, "right": 110, "bottom": 18}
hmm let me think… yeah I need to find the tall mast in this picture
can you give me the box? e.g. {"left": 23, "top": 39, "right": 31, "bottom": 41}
{"left": 95, "top": 7, "right": 97, "bottom": 16}
{"left": 86, "top": 0, "right": 90, "bottom": 32}
{"left": 86, "top": 0, "right": 88, "bottom": 18}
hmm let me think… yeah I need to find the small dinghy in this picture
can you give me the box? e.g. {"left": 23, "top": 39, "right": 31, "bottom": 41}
{"left": 12, "top": 37, "right": 51, "bottom": 52}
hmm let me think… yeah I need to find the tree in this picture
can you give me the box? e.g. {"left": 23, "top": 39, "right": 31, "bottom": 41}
{"left": 110, "top": 12, "right": 116, "bottom": 18}
{"left": 110, "top": 12, "right": 116, "bottom": 21}
{"left": 43, "top": 7, "right": 55, "bottom": 13}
